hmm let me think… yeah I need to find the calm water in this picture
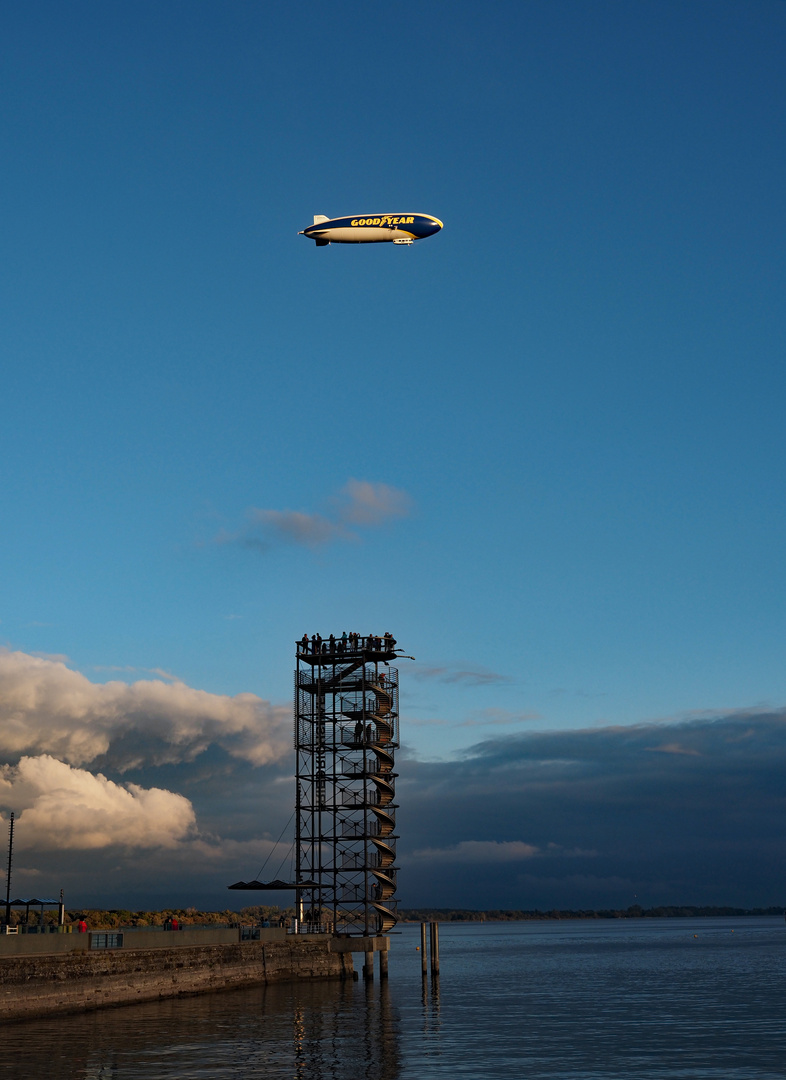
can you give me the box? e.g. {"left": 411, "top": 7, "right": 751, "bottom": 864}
{"left": 1, "top": 918, "right": 784, "bottom": 1079}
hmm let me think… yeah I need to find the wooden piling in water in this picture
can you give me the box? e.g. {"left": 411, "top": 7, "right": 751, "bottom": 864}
{"left": 420, "top": 922, "right": 428, "bottom": 975}
{"left": 429, "top": 921, "right": 439, "bottom": 975}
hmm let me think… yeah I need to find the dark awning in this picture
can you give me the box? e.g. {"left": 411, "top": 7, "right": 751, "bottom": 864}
{"left": 9, "top": 898, "right": 59, "bottom": 905}
{"left": 227, "top": 879, "right": 318, "bottom": 891}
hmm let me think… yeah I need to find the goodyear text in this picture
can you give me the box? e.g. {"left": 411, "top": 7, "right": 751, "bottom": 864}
{"left": 350, "top": 216, "right": 416, "bottom": 227}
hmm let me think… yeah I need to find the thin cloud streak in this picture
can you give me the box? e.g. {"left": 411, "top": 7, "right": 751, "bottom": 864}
{"left": 335, "top": 479, "right": 412, "bottom": 526}
{"left": 458, "top": 707, "right": 540, "bottom": 728}
{"left": 412, "top": 840, "right": 540, "bottom": 863}
{"left": 404, "top": 707, "right": 538, "bottom": 732}
{"left": 216, "top": 479, "right": 412, "bottom": 552}
{"left": 645, "top": 742, "right": 702, "bottom": 756}
{"left": 412, "top": 663, "right": 511, "bottom": 686}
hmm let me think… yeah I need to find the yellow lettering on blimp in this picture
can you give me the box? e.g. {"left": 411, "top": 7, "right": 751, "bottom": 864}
{"left": 348, "top": 215, "right": 417, "bottom": 228}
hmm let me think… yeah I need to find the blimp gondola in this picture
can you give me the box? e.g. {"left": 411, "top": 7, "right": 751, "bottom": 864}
{"left": 299, "top": 213, "right": 443, "bottom": 246}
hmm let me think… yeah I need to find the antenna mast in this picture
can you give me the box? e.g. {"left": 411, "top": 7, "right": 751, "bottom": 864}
{"left": 5, "top": 812, "right": 14, "bottom": 926}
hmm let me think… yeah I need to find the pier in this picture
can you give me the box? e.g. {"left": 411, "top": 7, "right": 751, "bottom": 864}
{"left": 0, "top": 926, "right": 365, "bottom": 1020}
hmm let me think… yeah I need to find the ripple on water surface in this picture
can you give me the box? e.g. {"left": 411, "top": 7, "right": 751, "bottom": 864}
{"left": 0, "top": 917, "right": 783, "bottom": 1079}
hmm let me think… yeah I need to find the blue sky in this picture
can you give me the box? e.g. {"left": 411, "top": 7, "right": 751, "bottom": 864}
{"left": 2, "top": 1, "right": 786, "bottom": 910}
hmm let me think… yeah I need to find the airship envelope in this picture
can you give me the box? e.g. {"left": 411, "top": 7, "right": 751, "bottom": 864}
{"left": 300, "top": 213, "right": 443, "bottom": 246}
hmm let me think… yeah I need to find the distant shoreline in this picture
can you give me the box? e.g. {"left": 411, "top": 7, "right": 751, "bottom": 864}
{"left": 398, "top": 905, "right": 785, "bottom": 922}
{"left": 12, "top": 903, "right": 783, "bottom": 932}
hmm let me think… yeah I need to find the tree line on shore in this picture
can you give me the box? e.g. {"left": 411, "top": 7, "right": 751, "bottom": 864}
{"left": 9, "top": 905, "right": 289, "bottom": 929}
{"left": 12, "top": 902, "right": 784, "bottom": 930}
{"left": 398, "top": 905, "right": 785, "bottom": 921}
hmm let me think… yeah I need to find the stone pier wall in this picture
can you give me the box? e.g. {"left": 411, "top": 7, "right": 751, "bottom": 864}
{"left": 0, "top": 938, "right": 354, "bottom": 1020}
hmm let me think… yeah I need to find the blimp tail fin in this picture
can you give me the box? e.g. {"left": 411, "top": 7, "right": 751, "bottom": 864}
{"left": 313, "top": 214, "right": 330, "bottom": 224}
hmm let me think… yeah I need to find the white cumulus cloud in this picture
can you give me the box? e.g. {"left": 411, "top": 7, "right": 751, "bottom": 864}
{"left": 0, "top": 756, "right": 196, "bottom": 850}
{"left": 0, "top": 649, "right": 290, "bottom": 770}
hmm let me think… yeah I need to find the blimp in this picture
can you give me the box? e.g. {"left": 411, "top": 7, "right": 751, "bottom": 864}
{"left": 299, "top": 213, "right": 443, "bottom": 246}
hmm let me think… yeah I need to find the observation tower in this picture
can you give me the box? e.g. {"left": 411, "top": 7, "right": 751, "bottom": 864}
{"left": 295, "top": 632, "right": 400, "bottom": 936}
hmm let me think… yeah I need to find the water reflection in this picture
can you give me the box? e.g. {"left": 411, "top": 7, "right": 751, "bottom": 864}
{"left": 288, "top": 978, "right": 399, "bottom": 1080}
{"left": 418, "top": 969, "right": 442, "bottom": 1058}
{"left": 4, "top": 920, "right": 785, "bottom": 1080}
{"left": 0, "top": 976, "right": 402, "bottom": 1080}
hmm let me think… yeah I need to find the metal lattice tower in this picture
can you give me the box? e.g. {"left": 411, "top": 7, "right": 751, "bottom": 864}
{"left": 295, "top": 633, "right": 400, "bottom": 935}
